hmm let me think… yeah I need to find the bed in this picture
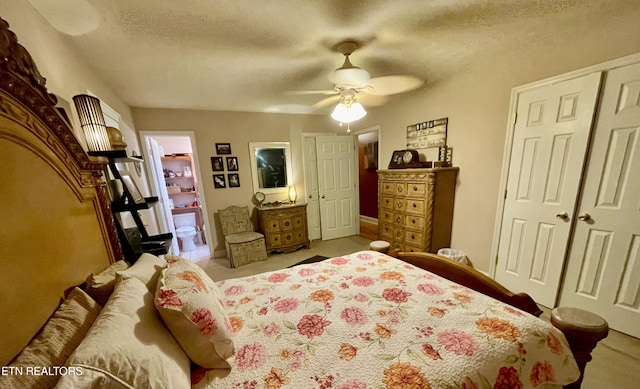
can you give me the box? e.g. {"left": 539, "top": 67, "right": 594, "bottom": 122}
{"left": 0, "top": 16, "right": 603, "bottom": 389}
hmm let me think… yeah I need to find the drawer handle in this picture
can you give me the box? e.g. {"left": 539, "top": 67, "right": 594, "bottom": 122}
{"left": 396, "top": 217, "right": 401, "bottom": 223}
{"left": 285, "top": 221, "right": 290, "bottom": 227}
{"left": 396, "top": 231, "right": 401, "bottom": 237}
{"left": 411, "top": 234, "right": 415, "bottom": 240}
{"left": 412, "top": 203, "right": 417, "bottom": 208}
{"left": 397, "top": 187, "right": 403, "bottom": 192}
{"left": 413, "top": 186, "right": 418, "bottom": 191}
{"left": 411, "top": 219, "right": 416, "bottom": 224}
{"left": 397, "top": 201, "right": 403, "bottom": 207}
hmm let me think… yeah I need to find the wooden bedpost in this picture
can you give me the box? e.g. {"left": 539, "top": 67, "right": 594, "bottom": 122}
{"left": 551, "top": 307, "right": 609, "bottom": 389}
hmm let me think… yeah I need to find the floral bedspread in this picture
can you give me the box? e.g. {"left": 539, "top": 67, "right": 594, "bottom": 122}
{"left": 195, "top": 251, "right": 579, "bottom": 389}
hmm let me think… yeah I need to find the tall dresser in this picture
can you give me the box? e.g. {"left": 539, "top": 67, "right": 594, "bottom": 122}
{"left": 257, "top": 203, "right": 310, "bottom": 254}
{"left": 377, "top": 167, "right": 458, "bottom": 253}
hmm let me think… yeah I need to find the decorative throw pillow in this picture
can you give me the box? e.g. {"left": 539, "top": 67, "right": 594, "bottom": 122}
{"left": 56, "top": 277, "right": 191, "bottom": 389}
{"left": 117, "top": 253, "right": 166, "bottom": 292}
{"left": 155, "top": 256, "right": 235, "bottom": 368}
{"left": 84, "top": 260, "right": 129, "bottom": 305}
{"left": 3, "top": 288, "right": 100, "bottom": 389}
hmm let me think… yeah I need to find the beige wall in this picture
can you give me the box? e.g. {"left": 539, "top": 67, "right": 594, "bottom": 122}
{"left": 132, "top": 108, "right": 340, "bottom": 254}
{"left": 1, "top": 3, "right": 135, "bottom": 141}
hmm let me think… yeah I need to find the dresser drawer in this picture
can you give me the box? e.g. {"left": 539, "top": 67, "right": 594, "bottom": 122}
{"left": 404, "top": 215, "right": 425, "bottom": 230}
{"left": 393, "top": 198, "right": 406, "bottom": 212}
{"left": 394, "top": 183, "right": 407, "bottom": 196}
{"left": 268, "top": 233, "right": 282, "bottom": 247}
{"left": 393, "top": 227, "right": 405, "bottom": 242}
{"left": 381, "top": 181, "right": 395, "bottom": 195}
{"left": 404, "top": 230, "right": 424, "bottom": 246}
{"left": 381, "top": 195, "right": 394, "bottom": 211}
{"left": 280, "top": 217, "right": 294, "bottom": 231}
{"left": 393, "top": 213, "right": 404, "bottom": 226}
{"left": 379, "top": 223, "right": 393, "bottom": 240}
{"left": 380, "top": 210, "right": 394, "bottom": 224}
{"left": 404, "top": 198, "right": 426, "bottom": 215}
{"left": 403, "top": 243, "right": 423, "bottom": 253}
{"left": 265, "top": 219, "right": 281, "bottom": 232}
{"left": 406, "top": 182, "right": 427, "bottom": 197}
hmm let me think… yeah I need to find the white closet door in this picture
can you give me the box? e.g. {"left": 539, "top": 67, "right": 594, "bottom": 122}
{"left": 559, "top": 63, "right": 640, "bottom": 338}
{"left": 316, "top": 135, "right": 357, "bottom": 240}
{"left": 495, "top": 72, "right": 602, "bottom": 307}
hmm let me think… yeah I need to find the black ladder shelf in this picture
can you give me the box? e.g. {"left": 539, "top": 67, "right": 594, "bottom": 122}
{"left": 91, "top": 150, "right": 173, "bottom": 262}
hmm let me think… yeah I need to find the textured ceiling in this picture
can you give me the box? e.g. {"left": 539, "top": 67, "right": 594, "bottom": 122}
{"left": 29, "top": 0, "right": 640, "bottom": 114}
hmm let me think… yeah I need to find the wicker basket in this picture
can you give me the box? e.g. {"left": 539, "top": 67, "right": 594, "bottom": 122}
{"left": 167, "top": 186, "right": 181, "bottom": 194}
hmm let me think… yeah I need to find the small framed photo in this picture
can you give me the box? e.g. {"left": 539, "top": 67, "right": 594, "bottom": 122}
{"left": 216, "top": 143, "right": 231, "bottom": 155}
{"left": 226, "top": 156, "right": 238, "bottom": 171}
{"left": 118, "top": 170, "right": 145, "bottom": 204}
{"left": 211, "top": 156, "right": 224, "bottom": 171}
{"left": 213, "top": 174, "right": 226, "bottom": 189}
{"left": 228, "top": 173, "right": 240, "bottom": 187}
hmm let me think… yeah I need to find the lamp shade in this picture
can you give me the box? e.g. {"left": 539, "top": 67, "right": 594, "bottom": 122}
{"left": 331, "top": 101, "right": 367, "bottom": 123}
{"left": 73, "top": 94, "right": 111, "bottom": 152}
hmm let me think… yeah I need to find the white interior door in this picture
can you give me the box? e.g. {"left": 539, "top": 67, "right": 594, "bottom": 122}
{"left": 303, "top": 136, "right": 321, "bottom": 240}
{"left": 144, "top": 136, "right": 178, "bottom": 254}
{"left": 559, "top": 63, "right": 640, "bottom": 338}
{"left": 495, "top": 72, "right": 602, "bottom": 307}
{"left": 316, "top": 135, "right": 357, "bottom": 240}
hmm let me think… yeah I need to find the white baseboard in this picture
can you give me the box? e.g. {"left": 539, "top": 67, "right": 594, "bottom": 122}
{"left": 359, "top": 215, "right": 378, "bottom": 224}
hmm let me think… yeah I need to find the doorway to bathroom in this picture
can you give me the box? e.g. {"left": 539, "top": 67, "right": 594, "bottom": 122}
{"left": 140, "top": 132, "right": 212, "bottom": 260}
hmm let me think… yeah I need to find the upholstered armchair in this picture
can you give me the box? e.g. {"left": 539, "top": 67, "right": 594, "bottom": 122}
{"left": 218, "top": 206, "right": 268, "bottom": 267}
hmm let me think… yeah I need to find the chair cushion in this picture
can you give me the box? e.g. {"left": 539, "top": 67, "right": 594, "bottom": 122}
{"left": 224, "top": 231, "right": 264, "bottom": 244}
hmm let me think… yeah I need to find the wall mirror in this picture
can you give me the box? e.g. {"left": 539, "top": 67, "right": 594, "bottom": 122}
{"left": 249, "top": 142, "right": 293, "bottom": 194}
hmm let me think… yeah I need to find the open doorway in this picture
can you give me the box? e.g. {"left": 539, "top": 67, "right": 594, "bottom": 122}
{"left": 140, "top": 132, "right": 212, "bottom": 261}
{"left": 355, "top": 126, "right": 379, "bottom": 240}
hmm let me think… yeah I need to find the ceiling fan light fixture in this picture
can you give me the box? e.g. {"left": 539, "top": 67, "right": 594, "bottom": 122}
{"left": 331, "top": 100, "right": 367, "bottom": 123}
{"left": 332, "top": 67, "right": 371, "bottom": 88}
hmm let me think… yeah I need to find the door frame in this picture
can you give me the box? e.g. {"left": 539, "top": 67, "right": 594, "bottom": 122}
{"left": 490, "top": 52, "right": 640, "bottom": 279}
{"left": 352, "top": 124, "right": 381, "bottom": 226}
{"left": 139, "top": 130, "right": 213, "bottom": 259}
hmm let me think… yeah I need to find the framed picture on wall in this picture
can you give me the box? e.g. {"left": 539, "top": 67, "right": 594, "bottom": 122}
{"left": 213, "top": 174, "right": 226, "bottom": 189}
{"left": 228, "top": 173, "right": 240, "bottom": 187}
{"left": 211, "top": 156, "right": 224, "bottom": 171}
{"left": 216, "top": 143, "right": 231, "bottom": 155}
{"left": 226, "top": 156, "right": 238, "bottom": 171}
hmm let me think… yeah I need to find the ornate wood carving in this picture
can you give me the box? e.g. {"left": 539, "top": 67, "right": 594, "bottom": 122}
{"left": 0, "top": 16, "right": 122, "bottom": 262}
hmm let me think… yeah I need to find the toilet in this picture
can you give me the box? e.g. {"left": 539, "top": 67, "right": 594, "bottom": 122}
{"left": 173, "top": 213, "right": 197, "bottom": 252}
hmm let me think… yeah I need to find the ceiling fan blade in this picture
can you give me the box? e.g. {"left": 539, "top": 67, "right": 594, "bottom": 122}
{"left": 285, "top": 89, "right": 338, "bottom": 95}
{"left": 367, "top": 75, "right": 424, "bottom": 96}
{"left": 357, "top": 94, "right": 389, "bottom": 107}
{"left": 312, "top": 95, "right": 341, "bottom": 110}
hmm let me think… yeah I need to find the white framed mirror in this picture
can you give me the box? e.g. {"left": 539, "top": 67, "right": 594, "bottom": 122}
{"left": 248, "top": 142, "right": 293, "bottom": 194}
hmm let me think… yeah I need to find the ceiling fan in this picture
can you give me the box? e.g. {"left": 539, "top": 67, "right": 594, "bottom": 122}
{"left": 290, "top": 40, "right": 424, "bottom": 123}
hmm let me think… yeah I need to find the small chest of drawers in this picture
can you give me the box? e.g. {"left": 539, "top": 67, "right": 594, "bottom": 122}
{"left": 377, "top": 168, "right": 458, "bottom": 253}
{"left": 257, "top": 203, "right": 310, "bottom": 254}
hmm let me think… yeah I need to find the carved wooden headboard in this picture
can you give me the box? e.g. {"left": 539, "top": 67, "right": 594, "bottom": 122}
{"left": 0, "top": 17, "right": 121, "bottom": 364}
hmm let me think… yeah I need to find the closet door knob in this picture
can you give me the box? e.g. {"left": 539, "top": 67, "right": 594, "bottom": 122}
{"left": 578, "top": 213, "right": 591, "bottom": 221}
{"left": 556, "top": 212, "right": 569, "bottom": 220}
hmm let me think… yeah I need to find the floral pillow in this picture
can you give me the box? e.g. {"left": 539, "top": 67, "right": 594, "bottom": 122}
{"left": 155, "top": 256, "right": 235, "bottom": 368}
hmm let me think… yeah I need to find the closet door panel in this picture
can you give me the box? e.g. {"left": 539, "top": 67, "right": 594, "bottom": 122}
{"left": 495, "top": 72, "right": 602, "bottom": 307}
{"left": 559, "top": 62, "right": 640, "bottom": 338}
